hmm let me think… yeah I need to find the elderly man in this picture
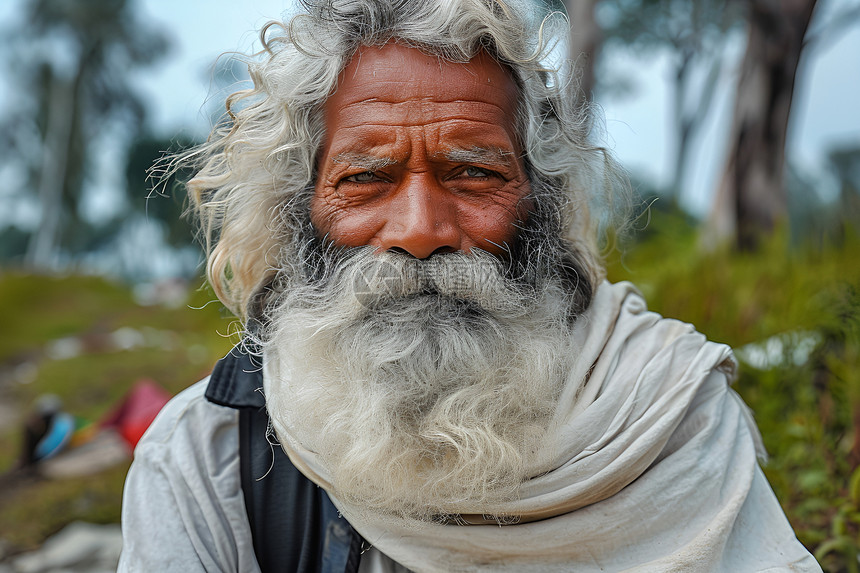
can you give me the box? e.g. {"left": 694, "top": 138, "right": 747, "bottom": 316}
{"left": 119, "top": 0, "right": 820, "bottom": 571}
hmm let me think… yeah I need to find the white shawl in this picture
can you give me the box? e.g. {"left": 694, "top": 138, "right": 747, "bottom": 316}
{"left": 265, "top": 281, "right": 820, "bottom": 572}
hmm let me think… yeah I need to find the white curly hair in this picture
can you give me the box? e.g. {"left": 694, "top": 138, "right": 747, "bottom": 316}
{"left": 172, "top": 0, "right": 629, "bottom": 321}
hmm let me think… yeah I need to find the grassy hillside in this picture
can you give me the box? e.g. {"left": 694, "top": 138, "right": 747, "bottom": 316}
{"left": 0, "top": 272, "right": 236, "bottom": 551}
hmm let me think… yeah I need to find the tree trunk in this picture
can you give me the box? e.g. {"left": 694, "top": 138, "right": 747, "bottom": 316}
{"left": 25, "top": 73, "right": 76, "bottom": 268}
{"left": 567, "top": 0, "right": 601, "bottom": 103}
{"left": 704, "top": 0, "right": 817, "bottom": 250}
{"left": 669, "top": 50, "right": 694, "bottom": 210}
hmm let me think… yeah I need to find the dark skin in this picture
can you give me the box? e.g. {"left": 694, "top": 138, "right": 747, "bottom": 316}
{"left": 311, "top": 43, "right": 532, "bottom": 259}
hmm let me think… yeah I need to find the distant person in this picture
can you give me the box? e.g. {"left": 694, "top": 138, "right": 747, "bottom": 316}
{"left": 119, "top": 0, "right": 820, "bottom": 571}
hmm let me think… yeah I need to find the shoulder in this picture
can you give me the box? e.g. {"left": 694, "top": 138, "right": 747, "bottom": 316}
{"left": 131, "top": 377, "right": 242, "bottom": 489}
{"left": 138, "top": 377, "right": 238, "bottom": 449}
{"left": 120, "top": 378, "right": 257, "bottom": 572}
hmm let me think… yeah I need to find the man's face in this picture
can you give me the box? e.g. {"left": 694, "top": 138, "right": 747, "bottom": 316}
{"left": 311, "top": 43, "right": 532, "bottom": 259}
{"left": 265, "top": 44, "right": 581, "bottom": 521}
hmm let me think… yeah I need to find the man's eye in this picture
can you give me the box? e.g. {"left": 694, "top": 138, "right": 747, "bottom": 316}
{"left": 344, "top": 171, "right": 377, "bottom": 183}
{"left": 462, "top": 166, "right": 491, "bottom": 178}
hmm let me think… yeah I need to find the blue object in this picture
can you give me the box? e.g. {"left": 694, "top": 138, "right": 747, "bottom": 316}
{"left": 34, "top": 412, "right": 75, "bottom": 461}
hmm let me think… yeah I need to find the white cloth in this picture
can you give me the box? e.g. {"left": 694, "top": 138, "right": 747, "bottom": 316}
{"left": 266, "top": 281, "right": 821, "bottom": 572}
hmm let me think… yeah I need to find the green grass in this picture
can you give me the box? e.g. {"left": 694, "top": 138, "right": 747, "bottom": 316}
{"left": 0, "top": 271, "right": 236, "bottom": 552}
{"left": 0, "top": 462, "right": 131, "bottom": 552}
{"left": 0, "top": 274, "right": 134, "bottom": 363}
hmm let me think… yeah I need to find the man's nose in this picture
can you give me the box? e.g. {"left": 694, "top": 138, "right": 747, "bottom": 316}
{"left": 374, "top": 175, "right": 461, "bottom": 259}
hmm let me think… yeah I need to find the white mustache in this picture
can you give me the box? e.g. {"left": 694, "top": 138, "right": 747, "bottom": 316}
{"left": 323, "top": 248, "right": 532, "bottom": 312}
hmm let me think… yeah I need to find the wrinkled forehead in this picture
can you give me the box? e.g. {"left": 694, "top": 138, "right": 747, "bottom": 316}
{"left": 324, "top": 42, "right": 522, "bottom": 130}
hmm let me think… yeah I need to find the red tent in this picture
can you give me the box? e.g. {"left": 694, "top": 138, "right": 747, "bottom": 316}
{"left": 101, "top": 379, "right": 172, "bottom": 448}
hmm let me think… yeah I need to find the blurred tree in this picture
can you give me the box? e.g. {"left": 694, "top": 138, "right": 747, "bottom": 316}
{"left": 121, "top": 56, "right": 250, "bottom": 256}
{"left": 829, "top": 145, "right": 860, "bottom": 231}
{"left": 706, "top": 0, "right": 818, "bottom": 251}
{"left": 125, "top": 135, "right": 198, "bottom": 250}
{"left": 529, "top": 0, "right": 598, "bottom": 104}
{"left": 567, "top": 0, "right": 601, "bottom": 103}
{"left": 598, "top": 0, "right": 745, "bottom": 206}
{"left": 0, "top": 0, "right": 169, "bottom": 267}
{"left": 780, "top": 145, "right": 860, "bottom": 249}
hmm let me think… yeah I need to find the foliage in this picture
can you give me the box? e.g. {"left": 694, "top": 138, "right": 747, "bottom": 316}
{"left": 599, "top": 0, "right": 742, "bottom": 51}
{"left": 607, "top": 209, "right": 860, "bottom": 571}
{"left": 0, "top": 0, "right": 169, "bottom": 265}
{"left": 828, "top": 144, "right": 860, "bottom": 232}
{"left": 125, "top": 135, "right": 199, "bottom": 250}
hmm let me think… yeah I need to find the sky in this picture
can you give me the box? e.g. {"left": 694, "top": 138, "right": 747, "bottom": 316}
{"left": 2, "top": 0, "right": 859, "bottom": 220}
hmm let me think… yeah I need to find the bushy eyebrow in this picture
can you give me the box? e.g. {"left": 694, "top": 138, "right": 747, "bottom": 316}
{"left": 331, "top": 152, "right": 397, "bottom": 171}
{"left": 331, "top": 147, "right": 516, "bottom": 171}
{"left": 442, "top": 146, "right": 514, "bottom": 167}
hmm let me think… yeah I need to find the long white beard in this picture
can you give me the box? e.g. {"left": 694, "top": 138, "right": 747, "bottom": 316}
{"left": 262, "top": 248, "right": 576, "bottom": 522}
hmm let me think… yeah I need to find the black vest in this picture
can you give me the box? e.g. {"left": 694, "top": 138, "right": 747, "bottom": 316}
{"left": 204, "top": 345, "right": 364, "bottom": 573}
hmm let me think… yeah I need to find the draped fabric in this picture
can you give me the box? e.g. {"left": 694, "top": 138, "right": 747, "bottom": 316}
{"left": 265, "top": 282, "right": 820, "bottom": 572}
